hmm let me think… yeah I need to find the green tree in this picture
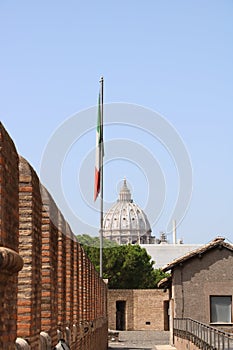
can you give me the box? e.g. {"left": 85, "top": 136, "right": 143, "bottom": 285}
{"left": 77, "top": 235, "right": 169, "bottom": 289}
{"left": 76, "top": 234, "right": 118, "bottom": 248}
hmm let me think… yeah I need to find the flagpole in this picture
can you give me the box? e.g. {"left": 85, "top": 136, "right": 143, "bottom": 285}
{"left": 99, "top": 76, "right": 104, "bottom": 278}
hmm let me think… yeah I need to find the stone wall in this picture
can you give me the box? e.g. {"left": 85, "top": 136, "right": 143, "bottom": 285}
{"left": 108, "top": 289, "right": 169, "bottom": 331}
{"left": 0, "top": 123, "right": 108, "bottom": 350}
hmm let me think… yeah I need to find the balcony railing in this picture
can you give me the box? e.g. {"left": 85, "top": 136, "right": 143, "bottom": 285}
{"left": 174, "top": 318, "right": 233, "bottom": 350}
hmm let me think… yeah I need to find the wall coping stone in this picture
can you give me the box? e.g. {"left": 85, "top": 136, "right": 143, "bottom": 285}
{"left": 15, "top": 338, "right": 31, "bottom": 350}
{"left": 0, "top": 247, "right": 23, "bottom": 282}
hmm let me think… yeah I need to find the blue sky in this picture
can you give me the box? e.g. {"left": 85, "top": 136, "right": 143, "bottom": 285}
{"left": 0, "top": 1, "right": 232, "bottom": 244}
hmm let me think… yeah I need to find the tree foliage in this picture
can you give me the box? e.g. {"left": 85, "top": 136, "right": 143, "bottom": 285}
{"left": 76, "top": 234, "right": 118, "bottom": 248}
{"left": 77, "top": 235, "right": 169, "bottom": 289}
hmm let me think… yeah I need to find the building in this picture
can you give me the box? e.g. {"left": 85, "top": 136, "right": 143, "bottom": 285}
{"left": 103, "top": 179, "right": 202, "bottom": 268}
{"left": 107, "top": 237, "right": 233, "bottom": 340}
{"left": 161, "top": 237, "right": 233, "bottom": 332}
{"left": 140, "top": 241, "right": 202, "bottom": 269}
{"left": 103, "top": 179, "right": 154, "bottom": 244}
{"left": 108, "top": 289, "right": 169, "bottom": 331}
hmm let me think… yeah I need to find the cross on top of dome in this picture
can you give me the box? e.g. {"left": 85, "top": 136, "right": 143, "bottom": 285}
{"left": 118, "top": 178, "right": 132, "bottom": 202}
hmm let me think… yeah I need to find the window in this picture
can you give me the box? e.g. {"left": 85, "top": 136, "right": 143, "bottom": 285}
{"left": 210, "top": 296, "right": 232, "bottom": 323}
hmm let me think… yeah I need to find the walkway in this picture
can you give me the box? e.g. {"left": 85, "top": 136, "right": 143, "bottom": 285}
{"left": 108, "top": 331, "right": 177, "bottom": 350}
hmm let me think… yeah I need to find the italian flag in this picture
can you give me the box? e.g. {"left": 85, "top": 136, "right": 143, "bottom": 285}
{"left": 94, "top": 92, "right": 102, "bottom": 201}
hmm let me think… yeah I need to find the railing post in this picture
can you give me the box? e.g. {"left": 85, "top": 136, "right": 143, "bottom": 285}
{"left": 214, "top": 327, "right": 216, "bottom": 349}
{"left": 198, "top": 321, "right": 200, "bottom": 346}
{"left": 222, "top": 333, "right": 225, "bottom": 350}
{"left": 210, "top": 327, "right": 212, "bottom": 347}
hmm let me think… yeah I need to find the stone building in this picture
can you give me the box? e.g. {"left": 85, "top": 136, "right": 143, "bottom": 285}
{"left": 103, "top": 179, "right": 154, "bottom": 244}
{"left": 161, "top": 237, "right": 233, "bottom": 333}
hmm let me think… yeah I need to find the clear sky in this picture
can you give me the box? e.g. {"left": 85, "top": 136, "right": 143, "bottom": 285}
{"left": 0, "top": 1, "right": 232, "bottom": 244}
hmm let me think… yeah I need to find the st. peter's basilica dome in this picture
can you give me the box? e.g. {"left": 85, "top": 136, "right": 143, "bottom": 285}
{"left": 103, "top": 179, "right": 154, "bottom": 244}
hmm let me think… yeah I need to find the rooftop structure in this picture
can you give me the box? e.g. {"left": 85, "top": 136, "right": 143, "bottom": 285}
{"left": 141, "top": 242, "right": 202, "bottom": 269}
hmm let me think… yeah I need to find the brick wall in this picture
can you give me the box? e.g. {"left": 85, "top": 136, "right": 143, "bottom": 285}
{"left": 18, "top": 156, "right": 42, "bottom": 348}
{"left": 0, "top": 123, "right": 108, "bottom": 350}
{"left": 0, "top": 123, "right": 19, "bottom": 250}
{"left": 0, "top": 123, "right": 23, "bottom": 350}
{"left": 40, "top": 185, "right": 59, "bottom": 343}
{"left": 108, "top": 289, "right": 169, "bottom": 331}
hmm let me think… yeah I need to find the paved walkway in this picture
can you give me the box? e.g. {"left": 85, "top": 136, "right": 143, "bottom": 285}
{"left": 108, "top": 331, "right": 177, "bottom": 350}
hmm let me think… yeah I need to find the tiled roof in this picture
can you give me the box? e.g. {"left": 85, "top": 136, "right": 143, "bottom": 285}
{"left": 161, "top": 237, "right": 233, "bottom": 272}
{"left": 157, "top": 276, "right": 171, "bottom": 289}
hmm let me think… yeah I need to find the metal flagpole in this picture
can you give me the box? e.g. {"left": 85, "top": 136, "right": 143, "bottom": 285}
{"left": 99, "top": 76, "right": 104, "bottom": 278}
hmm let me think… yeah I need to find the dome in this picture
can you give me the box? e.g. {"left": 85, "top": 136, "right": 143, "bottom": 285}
{"left": 103, "top": 179, "right": 153, "bottom": 244}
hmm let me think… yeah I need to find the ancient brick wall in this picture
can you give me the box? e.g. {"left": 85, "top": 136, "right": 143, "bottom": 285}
{"left": 108, "top": 289, "right": 169, "bottom": 331}
{"left": 0, "top": 123, "right": 23, "bottom": 350}
{"left": 0, "top": 123, "right": 19, "bottom": 250}
{"left": 0, "top": 123, "right": 108, "bottom": 350}
{"left": 17, "top": 156, "right": 43, "bottom": 348}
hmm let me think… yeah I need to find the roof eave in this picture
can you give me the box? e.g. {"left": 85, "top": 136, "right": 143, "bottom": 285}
{"left": 161, "top": 237, "right": 233, "bottom": 272}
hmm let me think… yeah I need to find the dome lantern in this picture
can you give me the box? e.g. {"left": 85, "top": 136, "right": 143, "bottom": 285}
{"left": 118, "top": 178, "right": 132, "bottom": 202}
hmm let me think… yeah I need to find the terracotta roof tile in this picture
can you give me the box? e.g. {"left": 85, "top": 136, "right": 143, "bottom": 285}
{"left": 161, "top": 237, "right": 233, "bottom": 272}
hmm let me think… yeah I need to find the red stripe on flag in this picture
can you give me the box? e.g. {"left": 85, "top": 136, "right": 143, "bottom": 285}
{"left": 94, "top": 167, "right": 100, "bottom": 201}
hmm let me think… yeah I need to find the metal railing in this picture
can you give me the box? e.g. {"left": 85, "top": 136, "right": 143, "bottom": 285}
{"left": 174, "top": 318, "right": 233, "bottom": 350}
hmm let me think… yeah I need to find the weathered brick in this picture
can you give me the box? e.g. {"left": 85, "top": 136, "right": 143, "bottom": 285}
{"left": 0, "top": 123, "right": 108, "bottom": 350}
